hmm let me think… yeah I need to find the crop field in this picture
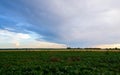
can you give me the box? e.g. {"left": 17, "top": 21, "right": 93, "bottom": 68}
{"left": 0, "top": 50, "right": 120, "bottom": 75}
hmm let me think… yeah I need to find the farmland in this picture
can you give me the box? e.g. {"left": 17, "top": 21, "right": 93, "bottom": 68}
{"left": 0, "top": 50, "right": 120, "bottom": 75}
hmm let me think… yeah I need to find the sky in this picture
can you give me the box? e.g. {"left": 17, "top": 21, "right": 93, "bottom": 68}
{"left": 0, "top": 0, "right": 120, "bottom": 48}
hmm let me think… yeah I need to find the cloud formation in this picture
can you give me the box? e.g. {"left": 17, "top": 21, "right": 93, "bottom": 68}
{"left": 0, "top": 29, "right": 66, "bottom": 48}
{"left": 23, "top": 0, "right": 120, "bottom": 47}
{"left": 1, "top": 0, "right": 120, "bottom": 48}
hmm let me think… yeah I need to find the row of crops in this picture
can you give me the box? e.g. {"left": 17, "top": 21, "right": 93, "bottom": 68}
{"left": 0, "top": 51, "right": 120, "bottom": 75}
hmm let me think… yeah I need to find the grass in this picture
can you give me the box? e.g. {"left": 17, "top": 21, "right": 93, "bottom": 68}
{"left": 0, "top": 50, "right": 120, "bottom": 75}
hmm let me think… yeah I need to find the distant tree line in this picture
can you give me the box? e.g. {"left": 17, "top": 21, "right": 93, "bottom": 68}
{"left": 67, "top": 47, "right": 101, "bottom": 50}
{"left": 67, "top": 47, "right": 120, "bottom": 50}
{"left": 0, "top": 47, "right": 120, "bottom": 51}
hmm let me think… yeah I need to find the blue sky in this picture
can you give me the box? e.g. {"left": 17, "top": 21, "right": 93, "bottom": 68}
{"left": 0, "top": 0, "right": 120, "bottom": 48}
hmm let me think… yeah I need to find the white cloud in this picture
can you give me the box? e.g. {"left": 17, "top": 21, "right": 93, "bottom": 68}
{"left": 46, "top": 0, "right": 120, "bottom": 46}
{"left": 0, "top": 29, "right": 30, "bottom": 47}
{"left": 100, "top": 9, "right": 120, "bottom": 24}
{"left": 0, "top": 29, "right": 30, "bottom": 40}
{"left": 22, "top": 0, "right": 120, "bottom": 47}
{"left": 16, "top": 33, "right": 30, "bottom": 39}
{"left": 20, "top": 40, "right": 66, "bottom": 48}
{"left": 0, "top": 29, "right": 66, "bottom": 48}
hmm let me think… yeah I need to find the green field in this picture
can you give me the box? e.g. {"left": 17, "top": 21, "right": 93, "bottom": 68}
{"left": 0, "top": 50, "right": 120, "bottom": 75}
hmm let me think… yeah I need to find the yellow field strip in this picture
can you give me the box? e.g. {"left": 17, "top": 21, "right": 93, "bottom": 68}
{"left": 0, "top": 50, "right": 120, "bottom": 52}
